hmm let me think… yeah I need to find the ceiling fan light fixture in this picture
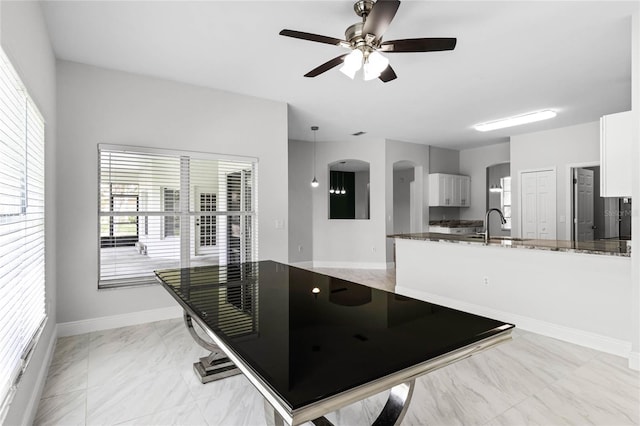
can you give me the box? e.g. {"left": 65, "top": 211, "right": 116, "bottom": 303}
{"left": 474, "top": 110, "right": 557, "bottom": 132}
{"left": 363, "top": 51, "right": 389, "bottom": 81}
{"left": 363, "top": 63, "right": 379, "bottom": 81}
{"left": 339, "top": 49, "right": 364, "bottom": 79}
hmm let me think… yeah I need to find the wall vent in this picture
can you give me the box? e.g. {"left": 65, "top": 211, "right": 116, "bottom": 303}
{"left": 352, "top": 131, "right": 366, "bottom": 136}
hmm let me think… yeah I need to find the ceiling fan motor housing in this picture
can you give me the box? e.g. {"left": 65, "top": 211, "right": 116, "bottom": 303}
{"left": 353, "top": 0, "right": 375, "bottom": 18}
{"left": 345, "top": 22, "right": 365, "bottom": 46}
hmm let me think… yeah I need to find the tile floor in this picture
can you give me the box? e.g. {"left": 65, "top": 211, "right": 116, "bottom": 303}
{"left": 34, "top": 267, "right": 639, "bottom": 426}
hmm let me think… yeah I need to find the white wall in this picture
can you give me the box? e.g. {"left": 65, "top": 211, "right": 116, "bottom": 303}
{"left": 510, "top": 121, "right": 600, "bottom": 240}
{"left": 429, "top": 146, "right": 460, "bottom": 174}
{"left": 288, "top": 139, "right": 313, "bottom": 264}
{"left": 459, "top": 142, "right": 510, "bottom": 221}
{"left": 396, "top": 238, "right": 633, "bottom": 358}
{"left": 393, "top": 168, "right": 415, "bottom": 235}
{"left": 1, "top": 2, "right": 57, "bottom": 424}
{"left": 354, "top": 170, "right": 370, "bottom": 220}
{"left": 313, "top": 138, "right": 387, "bottom": 268}
{"left": 428, "top": 146, "right": 461, "bottom": 221}
{"left": 630, "top": 9, "right": 639, "bottom": 370}
{"left": 385, "top": 139, "right": 430, "bottom": 263}
{"left": 56, "top": 61, "right": 288, "bottom": 323}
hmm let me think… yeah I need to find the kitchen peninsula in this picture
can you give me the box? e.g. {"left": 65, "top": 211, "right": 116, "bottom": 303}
{"left": 391, "top": 232, "right": 633, "bottom": 360}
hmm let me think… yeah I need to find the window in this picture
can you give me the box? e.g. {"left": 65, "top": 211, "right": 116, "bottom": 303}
{"left": 162, "top": 188, "right": 180, "bottom": 238}
{"left": 0, "top": 49, "right": 46, "bottom": 418}
{"left": 100, "top": 184, "right": 139, "bottom": 247}
{"left": 98, "top": 145, "right": 258, "bottom": 288}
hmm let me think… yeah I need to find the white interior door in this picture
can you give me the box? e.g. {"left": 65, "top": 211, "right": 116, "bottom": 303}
{"left": 574, "top": 168, "right": 594, "bottom": 241}
{"left": 195, "top": 187, "right": 217, "bottom": 255}
{"left": 536, "top": 170, "right": 556, "bottom": 239}
{"left": 521, "top": 170, "right": 557, "bottom": 240}
{"left": 521, "top": 173, "right": 539, "bottom": 238}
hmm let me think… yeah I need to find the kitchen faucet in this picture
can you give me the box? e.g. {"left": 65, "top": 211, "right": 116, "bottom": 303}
{"left": 482, "top": 208, "right": 507, "bottom": 243}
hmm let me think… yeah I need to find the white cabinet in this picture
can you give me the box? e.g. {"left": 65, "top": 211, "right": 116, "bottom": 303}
{"left": 429, "top": 173, "right": 471, "bottom": 207}
{"left": 458, "top": 176, "right": 470, "bottom": 207}
{"left": 600, "top": 111, "right": 632, "bottom": 197}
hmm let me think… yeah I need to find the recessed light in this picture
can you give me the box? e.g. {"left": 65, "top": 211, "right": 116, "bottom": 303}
{"left": 474, "top": 110, "right": 557, "bottom": 132}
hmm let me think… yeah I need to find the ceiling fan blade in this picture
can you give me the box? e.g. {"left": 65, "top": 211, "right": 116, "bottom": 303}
{"left": 304, "top": 54, "right": 348, "bottom": 78}
{"left": 379, "top": 65, "right": 397, "bottom": 83}
{"left": 380, "top": 38, "right": 457, "bottom": 53}
{"left": 279, "top": 29, "right": 346, "bottom": 46}
{"left": 362, "top": 0, "right": 401, "bottom": 40}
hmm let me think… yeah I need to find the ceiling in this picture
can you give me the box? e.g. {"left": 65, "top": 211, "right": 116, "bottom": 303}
{"left": 41, "top": 1, "right": 637, "bottom": 149}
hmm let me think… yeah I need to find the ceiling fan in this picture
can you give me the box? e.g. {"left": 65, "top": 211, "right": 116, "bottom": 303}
{"left": 279, "top": 0, "right": 457, "bottom": 83}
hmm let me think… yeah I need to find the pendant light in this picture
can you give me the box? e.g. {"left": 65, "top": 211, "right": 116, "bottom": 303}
{"left": 310, "top": 126, "right": 319, "bottom": 188}
{"left": 329, "top": 171, "right": 335, "bottom": 194}
{"left": 340, "top": 171, "right": 346, "bottom": 195}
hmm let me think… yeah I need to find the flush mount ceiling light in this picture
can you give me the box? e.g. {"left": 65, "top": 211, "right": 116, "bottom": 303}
{"left": 279, "top": 0, "right": 457, "bottom": 83}
{"left": 474, "top": 110, "right": 557, "bottom": 132}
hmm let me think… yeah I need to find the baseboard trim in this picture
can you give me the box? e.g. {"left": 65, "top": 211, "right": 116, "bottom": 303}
{"left": 312, "top": 261, "right": 389, "bottom": 270}
{"left": 629, "top": 351, "right": 640, "bottom": 371}
{"left": 397, "top": 286, "right": 633, "bottom": 359}
{"left": 288, "top": 261, "right": 314, "bottom": 269}
{"left": 57, "top": 306, "right": 182, "bottom": 337}
{"left": 21, "top": 322, "right": 57, "bottom": 426}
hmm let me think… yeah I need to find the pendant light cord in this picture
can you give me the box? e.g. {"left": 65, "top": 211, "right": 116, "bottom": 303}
{"left": 311, "top": 126, "right": 319, "bottom": 188}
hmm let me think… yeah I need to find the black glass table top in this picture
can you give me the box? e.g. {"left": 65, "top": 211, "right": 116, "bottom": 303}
{"left": 155, "top": 261, "right": 514, "bottom": 410}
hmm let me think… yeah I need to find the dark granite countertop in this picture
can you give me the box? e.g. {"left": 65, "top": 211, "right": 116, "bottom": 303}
{"left": 389, "top": 232, "right": 631, "bottom": 257}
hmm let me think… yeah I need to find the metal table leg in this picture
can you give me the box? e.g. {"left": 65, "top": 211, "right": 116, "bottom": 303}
{"left": 263, "top": 380, "right": 415, "bottom": 426}
{"left": 183, "top": 311, "right": 241, "bottom": 383}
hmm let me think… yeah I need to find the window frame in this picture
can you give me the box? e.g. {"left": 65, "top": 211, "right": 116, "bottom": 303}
{"left": 500, "top": 176, "right": 512, "bottom": 230}
{"left": 0, "top": 47, "right": 47, "bottom": 421}
{"left": 97, "top": 144, "right": 258, "bottom": 289}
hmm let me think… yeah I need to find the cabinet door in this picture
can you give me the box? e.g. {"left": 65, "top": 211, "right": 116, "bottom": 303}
{"left": 450, "top": 175, "right": 462, "bottom": 207}
{"left": 440, "top": 174, "right": 450, "bottom": 205}
{"left": 459, "top": 176, "right": 470, "bottom": 207}
{"left": 429, "top": 174, "right": 445, "bottom": 206}
{"left": 600, "top": 111, "right": 632, "bottom": 197}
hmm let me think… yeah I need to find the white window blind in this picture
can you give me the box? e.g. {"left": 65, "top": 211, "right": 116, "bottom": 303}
{"left": 0, "top": 49, "right": 46, "bottom": 418}
{"left": 98, "top": 145, "right": 258, "bottom": 288}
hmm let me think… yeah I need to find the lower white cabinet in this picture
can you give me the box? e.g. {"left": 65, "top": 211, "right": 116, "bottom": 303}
{"left": 429, "top": 173, "right": 471, "bottom": 207}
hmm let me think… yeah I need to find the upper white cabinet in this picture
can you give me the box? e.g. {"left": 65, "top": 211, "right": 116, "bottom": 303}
{"left": 429, "top": 173, "right": 471, "bottom": 207}
{"left": 600, "top": 111, "right": 632, "bottom": 197}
